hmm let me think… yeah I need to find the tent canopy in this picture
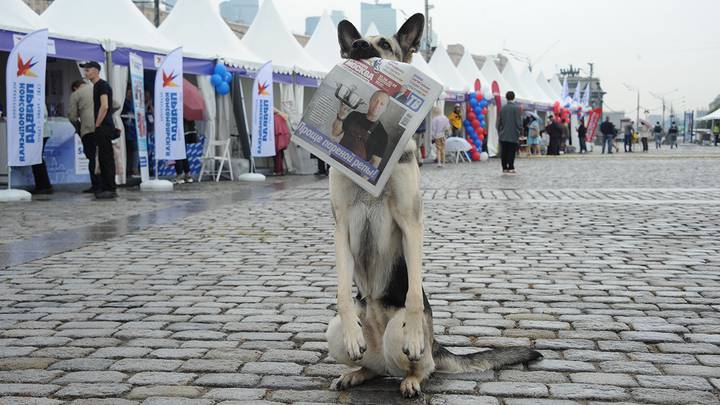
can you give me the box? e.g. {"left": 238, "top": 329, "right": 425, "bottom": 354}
{"left": 428, "top": 45, "right": 468, "bottom": 93}
{"left": 159, "top": 0, "right": 262, "bottom": 72}
{"left": 548, "top": 74, "right": 563, "bottom": 96}
{"left": 480, "top": 57, "right": 511, "bottom": 97}
{"left": 536, "top": 70, "right": 559, "bottom": 102}
{"left": 304, "top": 11, "right": 341, "bottom": 73}
{"left": 242, "top": 0, "right": 325, "bottom": 79}
{"left": 455, "top": 51, "right": 489, "bottom": 95}
{"left": 500, "top": 61, "right": 534, "bottom": 103}
{"left": 411, "top": 53, "right": 443, "bottom": 90}
{"left": 516, "top": 62, "right": 552, "bottom": 105}
{"left": 365, "top": 22, "right": 380, "bottom": 37}
{"left": 1, "top": 0, "right": 42, "bottom": 34}
{"left": 697, "top": 109, "right": 720, "bottom": 121}
{"left": 41, "top": 0, "right": 177, "bottom": 55}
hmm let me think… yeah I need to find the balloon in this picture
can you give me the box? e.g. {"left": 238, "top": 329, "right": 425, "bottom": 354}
{"left": 470, "top": 98, "right": 478, "bottom": 107}
{"left": 472, "top": 119, "right": 480, "bottom": 128}
{"left": 482, "top": 107, "right": 488, "bottom": 115}
{"left": 475, "top": 92, "right": 483, "bottom": 101}
{"left": 217, "top": 82, "right": 230, "bottom": 95}
{"left": 477, "top": 127, "right": 485, "bottom": 136}
{"left": 214, "top": 63, "right": 227, "bottom": 77}
{"left": 224, "top": 71, "right": 233, "bottom": 83}
{"left": 211, "top": 74, "right": 222, "bottom": 87}
{"left": 467, "top": 112, "right": 476, "bottom": 121}
{"left": 478, "top": 134, "right": 485, "bottom": 142}
{"left": 480, "top": 152, "right": 489, "bottom": 161}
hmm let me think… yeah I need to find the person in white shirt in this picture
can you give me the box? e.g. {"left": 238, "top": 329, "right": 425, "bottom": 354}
{"left": 430, "top": 107, "right": 451, "bottom": 167}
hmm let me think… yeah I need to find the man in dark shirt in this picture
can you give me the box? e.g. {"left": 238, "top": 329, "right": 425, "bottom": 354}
{"left": 545, "top": 116, "right": 563, "bottom": 155}
{"left": 600, "top": 117, "right": 617, "bottom": 154}
{"left": 577, "top": 118, "right": 588, "bottom": 153}
{"left": 668, "top": 121, "right": 679, "bottom": 149}
{"left": 81, "top": 61, "right": 117, "bottom": 199}
{"left": 332, "top": 90, "right": 389, "bottom": 168}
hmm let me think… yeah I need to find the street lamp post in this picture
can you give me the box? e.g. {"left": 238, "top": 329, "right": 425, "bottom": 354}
{"left": 649, "top": 89, "right": 679, "bottom": 130}
{"left": 623, "top": 83, "right": 640, "bottom": 133}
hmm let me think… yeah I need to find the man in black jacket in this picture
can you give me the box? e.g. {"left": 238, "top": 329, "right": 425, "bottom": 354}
{"left": 600, "top": 117, "right": 617, "bottom": 154}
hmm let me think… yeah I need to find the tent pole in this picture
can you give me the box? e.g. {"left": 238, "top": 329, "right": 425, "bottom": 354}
{"left": 237, "top": 74, "right": 253, "bottom": 174}
{"left": 7, "top": 167, "right": 11, "bottom": 190}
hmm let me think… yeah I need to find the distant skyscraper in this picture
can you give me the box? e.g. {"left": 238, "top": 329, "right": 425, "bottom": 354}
{"left": 361, "top": 2, "right": 396, "bottom": 37}
{"left": 220, "top": 0, "right": 258, "bottom": 25}
{"left": 305, "top": 10, "right": 346, "bottom": 36}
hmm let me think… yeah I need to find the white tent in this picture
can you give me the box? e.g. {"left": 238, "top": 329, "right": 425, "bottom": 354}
{"left": 479, "top": 57, "right": 511, "bottom": 96}
{"left": 365, "top": 22, "right": 380, "bottom": 37}
{"left": 241, "top": 0, "right": 324, "bottom": 78}
{"left": 549, "top": 74, "right": 563, "bottom": 97}
{"left": 411, "top": 53, "right": 443, "bottom": 89}
{"left": 455, "top": 51, "right": 489, "bottom": 94}
{"left": 428, "top": 45, "right": 468, "bottom": 93}
{"left": 1, "top": 0, "right": 43, "bottom": 33}
{"left": 41, "top": 0, "right": 177, "bottom": 54}
{"left": 696, "top": 109, "right": 720, "bottom": 121}
{"left": 516, "top": 63, "right": 552, "bottom": 105}
{"left": 536, "top": 70, "right": 560, "bottom": 102}
{"left": 158, "top": 0, "right": 262, "bottom": 70}
{"left": 501, "top": 61, "right": 534, "bottom": 103}
{"left": 304, "top": 11, "right": 341, "bottom": 73}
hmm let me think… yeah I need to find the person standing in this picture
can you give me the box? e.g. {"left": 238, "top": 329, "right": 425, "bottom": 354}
{"left": 527, "top": 116, "right": 541, "bottom": 156}
{"left": 497, "top": 91, "right": 523, "bottom": 174}
{"left": 624, "top": 122, "right": 634, "bottom": 152}
{"left": 448, "top": 104, "right": 464, "bottom": 138}
{"left": 653, "top": 121, "right": 663, "bottom": 149}
{"left": 713, "top": 122, "right": 720, "bottom": 146}
{"left": 577, "top": 118, "right": 588, "bottom": 154}
{"left": 545, "top": 116, "right": 563, "bottom": 155}
{"left": 639, "top": 122, "right": 650, "bottom": 152}
{"left": 30, "top": 104, "right": 53, "bottom": 194}
{"left": 81, "top": 61, "right": 116, "bottom": 199}
{"left": 600, "top": 116, "right": 616, "bottom": 154}
{"left": 68, "top": 79, "right": 98, "bottom": 193}
{"left": 668, "top": 121, "right": 679, "bottom": 149}
{"left": 430, "top": 106, "right": 450, "bottom": 167}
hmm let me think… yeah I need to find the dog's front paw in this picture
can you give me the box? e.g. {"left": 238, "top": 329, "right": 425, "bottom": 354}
{"left": 343, "top": 320, "right": 367, "bottom": 361}
{"left": 400, "top": 376, "right": 423, "bottom": 398}
{"left": 402, "top": 320, "right": 425, "bottom": 362}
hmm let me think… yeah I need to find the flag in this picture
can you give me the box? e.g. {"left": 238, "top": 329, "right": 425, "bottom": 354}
{"left": 581, "top": 83, "right": 591, "bottom": 108}
{"left": 251, "top": 61, "right": 275, "bottom": 157}
{"left": 154, "top": 47, "right": 185, "bottom": 161}
{"left": 561, "top": 76, "right": 569, "bottom": 103}
{"left": 6, "top": 29, "right": 48, "bottom": 166}
{"left": 572, "top": 81, "right": 582, "bottom": 105}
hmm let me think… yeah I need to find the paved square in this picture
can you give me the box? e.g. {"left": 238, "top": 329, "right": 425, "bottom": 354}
{"left": 1, "top": 146, "right": 719, "bottom": 404}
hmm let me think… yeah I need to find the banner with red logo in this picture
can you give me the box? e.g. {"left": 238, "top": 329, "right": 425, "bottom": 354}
{"left": 587, "top": 107, "right": 602, "bottom": 141}
{"left": 154, "top": 47, "right": 185, "bottom": 161}
{"left": 251, "top": 61, "right": 275, "bottom": 157}
{"left": 6, "top": 29, "right": 48, "bottom": 166}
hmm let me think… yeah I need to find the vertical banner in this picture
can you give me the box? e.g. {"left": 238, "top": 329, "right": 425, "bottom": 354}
{"left": 683, "top": 111, "right": 693, "bottom": 142}
{"left": 6, "top": 29, "right": 48, "bottom": 166}
{"left": 129, "top": 53, "right": 150, "bottom": 182}
{"left": 154, "top": 47, "right": 185, "bottom": 161}
{"left": 586, "top": 107, "right": 602, "bottom": 142}
{"left": 251, "top": 61, "right": 275, "bottom": 157}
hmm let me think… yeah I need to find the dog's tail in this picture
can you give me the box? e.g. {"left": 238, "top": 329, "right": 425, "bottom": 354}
{"left": 433, "top": 342, "right": 542, "bottom": 373}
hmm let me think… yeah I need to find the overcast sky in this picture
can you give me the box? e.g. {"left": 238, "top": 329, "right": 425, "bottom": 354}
{"left": 259, "top": 0, "right": 720, "bottom": 115}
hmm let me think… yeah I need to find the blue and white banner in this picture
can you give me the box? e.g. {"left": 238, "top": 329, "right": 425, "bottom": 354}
{"left": 129, "top": 52, "right": 151, "bottom": 181}
{"left": 154, "top": 47, "right": 185, "bottom": 160}
{"left": 251, "top": 61, "right": 275, "bottom": 157}
{"left": 5, "top": 29, "right": 48, "bottom": 166}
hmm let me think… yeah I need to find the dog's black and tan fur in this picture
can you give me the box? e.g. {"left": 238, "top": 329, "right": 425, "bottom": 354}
{"left": 326, "top": 14, "right": 542, "bottom": 398}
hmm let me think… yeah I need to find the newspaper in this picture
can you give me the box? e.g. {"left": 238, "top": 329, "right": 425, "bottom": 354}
{"left": 293, "top": 58, "right": 443, "bottom": 196}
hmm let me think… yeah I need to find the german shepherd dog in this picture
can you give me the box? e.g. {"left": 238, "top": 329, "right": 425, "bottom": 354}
{"left": 325, "top": 14, "right": 542, "bottom": 398}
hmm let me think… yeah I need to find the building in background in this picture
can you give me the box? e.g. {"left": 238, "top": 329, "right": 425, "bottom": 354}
{"left": 220, "top": 0, "right": 258, "bottom": 25}
{"left": 360, "top": 2, "right": 396, "bottom": 37}
{"left": 305, "top": 10, "right": 346, "bottom": 36}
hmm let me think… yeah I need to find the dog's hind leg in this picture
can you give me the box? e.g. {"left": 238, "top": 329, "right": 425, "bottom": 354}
{"left": 383, "top": 309, "right": 435, "bottom": 398}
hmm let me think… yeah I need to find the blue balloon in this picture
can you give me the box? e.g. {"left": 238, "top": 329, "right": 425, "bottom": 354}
{"left": 470, "top": 98, "right": 478, "bottom": 107}
{"left": 211, "top": 74, "right": 222, "bottom": 87}
{"left": 224, "top": 71, "right": 233, "bottom": 83}
{"left": 217, "top": 82, "right": 230, "bottom": 95}
{"left": 480, "top": 100, "right": 488, "bottom": 108}
{"left": 214, "top": 63, "right": 227, "bottom": 77}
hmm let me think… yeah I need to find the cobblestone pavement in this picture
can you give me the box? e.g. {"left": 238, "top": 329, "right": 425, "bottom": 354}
{"left": 1, "top": 145, "right": 720, "bottom": 404}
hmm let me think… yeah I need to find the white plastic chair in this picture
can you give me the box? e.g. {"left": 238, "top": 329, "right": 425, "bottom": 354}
{"left": 199, "top": 138, "right": 233, "bottom": 182}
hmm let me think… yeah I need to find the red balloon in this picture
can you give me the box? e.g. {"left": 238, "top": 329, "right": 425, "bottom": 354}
{"left": 476, "top": 92, "right": 483, "bottom": 101}
{"left": 467, "top": 112, "right": 476, "bottom": 121}
{"left": 478, "top": 134, "right": 485, "bottom": 142}
{"left": 478, "top": 127, "right": 485, "bottom": 135}
{"left": 472, "top": 119, "right": 480, "bottom": 128}
{"left": 481, "top": 107, "right": 488, "bottom": 115}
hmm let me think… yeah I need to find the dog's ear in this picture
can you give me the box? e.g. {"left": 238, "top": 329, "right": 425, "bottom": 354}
{"left": 395, "top": 13, "right": 424, "bottom": 62}
{"left": 338, "top": 20, "right": 362, "bottom": 59}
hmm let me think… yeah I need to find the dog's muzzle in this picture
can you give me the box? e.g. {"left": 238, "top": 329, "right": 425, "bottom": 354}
{"left": 349, "top": 39, "right": 380, "bottom": 60}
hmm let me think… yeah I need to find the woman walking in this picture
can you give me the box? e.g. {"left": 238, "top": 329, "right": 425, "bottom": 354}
{"left": 431, "top": 107, "right": 451, "bottom": 167}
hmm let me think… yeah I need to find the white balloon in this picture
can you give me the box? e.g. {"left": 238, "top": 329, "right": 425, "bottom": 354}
{"left": 480, "top": 152, "right": 489, "bottom": 161}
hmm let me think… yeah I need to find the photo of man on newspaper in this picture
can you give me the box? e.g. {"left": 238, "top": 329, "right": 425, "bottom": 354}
{"left": 332, "top": 90, "right": 389, "bottom": 168}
